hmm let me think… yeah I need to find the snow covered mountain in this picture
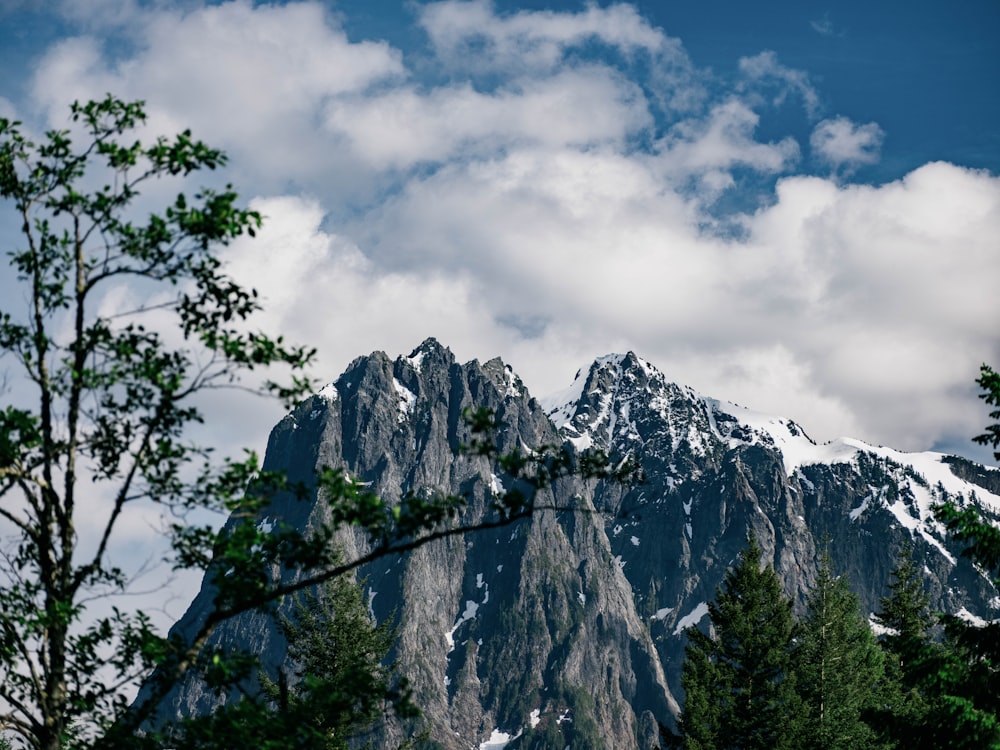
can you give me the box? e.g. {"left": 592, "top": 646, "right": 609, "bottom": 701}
{"left": 152, "top": 340, "right": 1000, "bottom": 749}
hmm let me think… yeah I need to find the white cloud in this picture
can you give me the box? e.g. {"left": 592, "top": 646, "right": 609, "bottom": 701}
{"left": 738, "top": 50, "right": 820, "bottom": 118}
{"left": 31, "top": 0, "right": 404, "bottom": 188}
{"left": 55, "top": 0, "right": 146, "bottom": 28}
{"left": 345, "top": 147, "right": 1000, "bottom": 452}
{"left": 656, "top": 98, "right": 800, "bottom": 188}
{"left": 418, "top": 0, "right": 673, "bottom": 71}
{"left": 10, "top": 0, "right": 999, "bottom": 463}
{"left": 674, "top": 345, "right": 863, "bottom": 442}
{"left": 417, "top": 0, "right": 704, "bottom": 115}
{"left": 325, "top": 66, "right": 651, "bottom": 169}
{"left": 216, "top": 195, "right": 524, "bottom": 408}
{"left": 739, "top": 162, "right": 1000, "bottom": 448}
{"left": 810, "top": 116, "right": 885, "bottom": 173}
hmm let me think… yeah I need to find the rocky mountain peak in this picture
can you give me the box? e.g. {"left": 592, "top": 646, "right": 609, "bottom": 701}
{"left": 404, "top": 336, "right": 454, "bottom": 373}
{"left": 153, "top": 340, "right": 1000, "bottom": 750}
{"left": 543, "top": 352, "right": 719, "bottom": 463}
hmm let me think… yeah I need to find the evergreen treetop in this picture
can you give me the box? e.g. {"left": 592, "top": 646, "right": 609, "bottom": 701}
{"left": 679, "top": 534, "right": 801, "bottom": 750}
{"left": 795, "top": 550, "right": 885, "bottom": 750}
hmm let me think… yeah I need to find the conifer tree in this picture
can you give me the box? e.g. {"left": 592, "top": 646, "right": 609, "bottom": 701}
{"left": 911, "top": 363, "right": 1000, "bottom": 749}
{"left": 794, "top": 550, "right": 885, "bottom": 750}
{"left": 263, "top": 573, "right": 417, "bottom": 748}
{"left": 679, "top": 534, "right": 801, "bottom": 750}
{"left": 873, "top": 542, "right": 999, "bottom": 750}
{"left": 874, "top": 544, "right": 933, "bottom": 662}
{"left": 165, "top": 573, "right": 416, "bottom": 749}
{"left": 871, "top": 544, "right": 937, "bottom": 748}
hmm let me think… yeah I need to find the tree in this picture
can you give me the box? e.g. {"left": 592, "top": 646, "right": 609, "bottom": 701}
{"left": 794, "top": 550, "right": 885, "bottom": 750}
{"left": 873, "top": 543, "right": 933, "bottom": 667}
{"left": 678, "top": 535, "right": 801, "bottom": 750}
{"left": 869, "top": 544, "right": 939, "bottom": 749}
{"left": 0, "top": 95, "right": 625, "bottom": 750}
{"left": 873, "top": 526, "right": 1000, "bottom": 748}
{"left": 913, "top": 363, "right": 1000, "bottom": 749}
{"left": 0, "top": 95, "right": 316, "bottom": 750}
{"left": 934, "top": 365, "right": 1000, "bottom": 582}
{"left": 264, "top": 573, "right": 413, "bottom": 748}
{"left": 163, "top": 571, "right": 416, "bottom": 750}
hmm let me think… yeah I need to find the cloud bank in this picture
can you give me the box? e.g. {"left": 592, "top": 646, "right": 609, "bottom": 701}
{"left": 12, "top": 0, "right": 1000, "bottom": 460}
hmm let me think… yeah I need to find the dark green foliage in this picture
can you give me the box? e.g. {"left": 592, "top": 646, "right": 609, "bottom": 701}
{"left": 973, "top": 364, "right": 1000, "bottom": 462}
{"left": 934, "top": 366, "right": 1000, "bottom": 577}
{"left": 873, "top": 541, "right": 1000, "bottom": 749}
{"left": 163, "top": 573, "right": 415, "bottom": 750}
{"left": 794, "top": 551, "right": 885, "bottom": 750}
{"left": 869, "top": 545, "right": 940, "bottom": 749}
{"left": 904, "top": 364, "right": 1000, "bottom": 749}
{"left": 873, "top": 544, "right": 933, "bottom": 661}
{"left": 678, "top": 535, "right": 801, "bottom": 750}
{"left": 263, "top": 574, "right": 417, "bottom": 748}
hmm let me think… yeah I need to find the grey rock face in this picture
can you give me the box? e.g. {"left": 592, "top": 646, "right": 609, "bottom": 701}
{"left": 152, "top": 340, "right": 1000, "bottom": 749}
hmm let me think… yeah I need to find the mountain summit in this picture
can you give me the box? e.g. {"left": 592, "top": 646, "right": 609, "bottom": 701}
{"left": 154, "top": 340, "right": 1000, "bottom": 748}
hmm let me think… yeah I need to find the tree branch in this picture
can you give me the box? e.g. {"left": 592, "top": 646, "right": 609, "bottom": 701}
{"left": 126, "top": 499, "right": 595, "bottom": 732}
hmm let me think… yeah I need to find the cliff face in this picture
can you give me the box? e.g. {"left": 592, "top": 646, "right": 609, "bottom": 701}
{"left": 152, "top": 339, "right": 1000, "bottom": 749}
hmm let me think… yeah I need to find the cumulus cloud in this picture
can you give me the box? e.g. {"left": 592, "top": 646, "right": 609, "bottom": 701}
{"left": 217, "top": 196, "right": 521, "bottom": 390}
{"left": 810, "top": 116, "right": 885, "bottom": 173}
{"left": 656, "top": 98, "right": 800, "bottom": 188}
{"left": 11, "top": 0, "right": 999, "bottom": 462}
{"left": 31, "top": 0, "right": 404, "bottom": 190}
{"left": 347, "top": 148, "right": 1000, "bottom": 451}
{"left": 738, "top": 162, "right": 1000, "bottom": 447}
{"left": 417, "top": 0, "right": 705, "bottom": 114}
{"left": 325, "top": 66, "right": 651, "bottom": 169}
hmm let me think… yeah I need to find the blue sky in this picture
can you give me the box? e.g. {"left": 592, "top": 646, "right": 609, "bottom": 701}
{"left": 1, "top": 0, "right": 998, "bottom": 466}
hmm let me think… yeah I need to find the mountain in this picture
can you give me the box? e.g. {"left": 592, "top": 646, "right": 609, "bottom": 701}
{"left": 149, "top": 339, "right": 1000, "bottom": 749}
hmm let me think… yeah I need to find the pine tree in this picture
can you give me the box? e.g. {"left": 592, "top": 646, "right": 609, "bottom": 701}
{"left": 794, "top": 550, "right": 885, "bottom": 750}
{"left": 874, "top": 544, "right": 933, "bottom": 662}
{"left": 913, "top": 363, "right": 1000, "bottom": 749}
{"left": 679, "top": 535, "right": 801, "bottom": 750}
{"left": 263, "top": 573, "right": 417, "bottom": 748}
{"left": 871, "top": 544, "right": 937, "bottom": 749}
{"left": 166, "top": 572, "right": 417, "bottom": 749}
{"left": 872, "top": 542, "right": 999, "bottom": 750}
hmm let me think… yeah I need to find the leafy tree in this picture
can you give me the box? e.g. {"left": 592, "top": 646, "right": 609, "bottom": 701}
{"left": 678, "top": 534, "right": 801, "bottom": 750}
{"left": 794, "top": 549, "right": 885, "bottom": 750}
{"left": 0, "top": 94, "right": 315, "bottom": 750}
{"left": 0, "top": 95, "right": 626, "bottom": 750}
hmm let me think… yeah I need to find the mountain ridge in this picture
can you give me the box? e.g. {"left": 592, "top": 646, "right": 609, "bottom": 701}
{"left": 151, "top": 338, "right": 1000, "bottom": 749}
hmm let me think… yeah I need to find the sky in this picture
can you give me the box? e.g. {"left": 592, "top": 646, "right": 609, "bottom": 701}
{"left": 1, "top": 0, "right": 998, "bottom": 472}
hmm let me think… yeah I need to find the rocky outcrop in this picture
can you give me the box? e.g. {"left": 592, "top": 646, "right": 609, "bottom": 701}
{"left": 151, "top": 339, "right": 1000, "bottom": 749}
